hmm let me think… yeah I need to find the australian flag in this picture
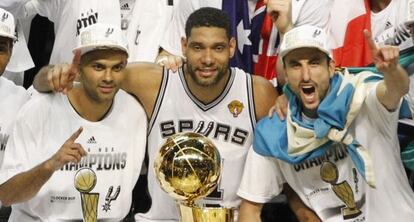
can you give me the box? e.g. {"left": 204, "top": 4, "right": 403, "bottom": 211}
{"left": 222, "top": 0, "right": 253, "bottom": 73}
{"left": 250, "top": 0, "right": 280, "bottom": 85}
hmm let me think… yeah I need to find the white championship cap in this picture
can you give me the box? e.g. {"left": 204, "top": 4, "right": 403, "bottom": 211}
{"left": 0, "top": 8, "right": 16, "bottom": 40}
{"left": 73, "top": 23, "right": 128, "bottom": 56}
{"left": 279, "top": 25, "right": 330, "bottom": 59}
{"left": 405, "top": 0, "right": 414, "bottom": 26}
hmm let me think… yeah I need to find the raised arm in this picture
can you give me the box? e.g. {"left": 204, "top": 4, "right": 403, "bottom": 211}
{"left": 364, "top": 30, "right": 410, "bottom": 111}
{"left": 0, "top": 127, "right": 86, "bottom": 206}
{"left": 265, "top": 0, "right": 293, "bottom": 36}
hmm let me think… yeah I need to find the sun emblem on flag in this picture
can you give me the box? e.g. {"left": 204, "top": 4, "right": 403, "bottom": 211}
{"left": 228, "top": 100, "right": 244, "bottom": 118}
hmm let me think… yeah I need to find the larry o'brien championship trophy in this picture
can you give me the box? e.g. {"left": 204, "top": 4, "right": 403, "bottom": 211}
{"left": 74, "top": 168, "right": 99, "bottom": 222}
{"left": 154, "top": 132, "right": 234, "bottom": 222}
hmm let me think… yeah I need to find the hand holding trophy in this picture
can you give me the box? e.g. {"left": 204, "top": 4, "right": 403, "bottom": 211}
{"left": 154, "top": 132, "right": 233, "bottom": 222}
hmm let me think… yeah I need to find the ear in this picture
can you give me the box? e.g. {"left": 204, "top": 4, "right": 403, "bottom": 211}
{"left": 229, "top": 37, "right": 236, "bottom": 58}
{"left": 329, "top": 59, "right": 336, "bottom": 77}
{"left": 181, "top": 37, "right": 188, "bottom": 57}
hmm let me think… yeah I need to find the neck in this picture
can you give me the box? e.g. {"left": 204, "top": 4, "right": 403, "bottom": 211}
{"left": 370, "top": 0, "right": 392, "bottom": 13}
{"left": 302, "top": 108, "right": 318, "bottom": 119}
{"left": 184, "top": 67, "right": 230, "bottom": 104}
{"left": 67, "top": 87, "right": 113, "bottom": 122}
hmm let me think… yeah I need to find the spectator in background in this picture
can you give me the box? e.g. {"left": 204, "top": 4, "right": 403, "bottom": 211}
{"left": 3, "top": 0, "right": 175, "bottom": 65}
{"left": 330, "top": 0, "right": 412, "bottom": 67}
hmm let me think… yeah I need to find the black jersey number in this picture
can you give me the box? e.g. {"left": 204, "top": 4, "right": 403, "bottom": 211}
{"left": 205, "top": 159, "right": 224, "bottom": 200}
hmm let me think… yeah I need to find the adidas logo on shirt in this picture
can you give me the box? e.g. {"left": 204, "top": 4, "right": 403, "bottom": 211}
{"left": 121, "top": 3, "right": 130, "bottom": 10}
{"left": 87, "top": 136, "right": 97, "bottom": 144}
{"left": 385, "top": 21, "right": 392, "bottom": 29}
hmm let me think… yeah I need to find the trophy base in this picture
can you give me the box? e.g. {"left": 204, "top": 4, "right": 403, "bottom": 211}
{"left": 178, "top": 204, "right": 234, "bottom": 222}
{"left": 342, "top": 207, "right": 362, "bottom": 220}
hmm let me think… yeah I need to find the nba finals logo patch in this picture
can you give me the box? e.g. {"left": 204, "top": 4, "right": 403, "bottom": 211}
{"left": 228, "top": 100, "right": 244, "bottom": 118}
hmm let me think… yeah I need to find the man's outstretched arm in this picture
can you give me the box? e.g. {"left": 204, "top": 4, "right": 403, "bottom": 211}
{"left": 0, "top": 128, "right": 86, "bottom": 206}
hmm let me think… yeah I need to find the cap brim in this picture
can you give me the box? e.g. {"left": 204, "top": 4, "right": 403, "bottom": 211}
{"left": 73, "top": 43, "right": 128, "bottom": 56}
{"left": 0, "top": 33, "right": 17, "bottom": 41}
{"left": 280, "top": 45, "right": 331, "bottom": 59}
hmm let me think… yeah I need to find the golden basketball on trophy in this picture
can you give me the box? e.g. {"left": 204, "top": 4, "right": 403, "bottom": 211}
{"left": 154, "top": 132, "right": 233, "bottom": 222}
{"left": 74, "top": 168, "right": 99, "bottom": 222}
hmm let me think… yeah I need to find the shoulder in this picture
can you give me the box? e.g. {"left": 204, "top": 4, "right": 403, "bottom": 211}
{"left": 251, "top": 75, "right": 276, "bottom": 94}
{"left": 115, "top": 90, "right": 147, "bottom": 117}
{"left": 0, "top": 77, "right": 30, "bottom": 105}
{"left": 250, "top": 75, "right": 278, "bottom": 120}
{"left": 0, "top": 77, "right": 28, "bottom": 95}
{"left": 17, "top": 93, "right": 58, "bottom": 119}
{"left": 125, "top": 62, "right": 163, "bottom": 84}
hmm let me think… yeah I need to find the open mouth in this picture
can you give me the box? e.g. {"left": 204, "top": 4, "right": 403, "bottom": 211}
{"left": 301, "top": 85, "right": 315, "bottom": 95}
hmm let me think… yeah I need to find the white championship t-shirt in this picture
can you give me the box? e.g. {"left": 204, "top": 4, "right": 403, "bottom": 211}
{"left": 238, "top": 84, "right": 414, "bottom": 221}
{"left": 371, "top": 0, "right": 413, "bottom": 52}
{"left": 0, "top": 90, "right": 147, "bottom": 221}
{"left": 0, "top": 76, "right": 29, "bottom": 165}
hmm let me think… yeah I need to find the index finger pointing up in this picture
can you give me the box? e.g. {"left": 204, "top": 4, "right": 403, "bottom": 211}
{"left": 67, "top": 127, "right": 83, "bottom": 143}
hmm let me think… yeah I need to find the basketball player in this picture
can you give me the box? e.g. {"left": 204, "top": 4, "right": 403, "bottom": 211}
{"left": 0, "top": 23, "right": 147, "bottom": 221}
{"left": 237, "top": 25, "right": 414, "bottom": 222}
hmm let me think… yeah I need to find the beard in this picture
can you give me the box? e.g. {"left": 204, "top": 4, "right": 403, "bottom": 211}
{"left": 185, "top": 62, "right": 229, "bottom": 87}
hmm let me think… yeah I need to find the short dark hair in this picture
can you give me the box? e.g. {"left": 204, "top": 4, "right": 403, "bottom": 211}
{"left": 185, "top": 7, "right": 232, "bottom": 39}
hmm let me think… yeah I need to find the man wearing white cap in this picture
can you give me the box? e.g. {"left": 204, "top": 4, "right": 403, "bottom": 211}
{"left": 0, "top": 7, "right": 29, "bottom": 164}
{"left": 237, "top": 25, "right": 414, "bottom": 222}
{"left": 0, "top": 23, "right": 147, "bottom": 221}
{"left": 0, "top": 7, "right": 80, "bottom": 208}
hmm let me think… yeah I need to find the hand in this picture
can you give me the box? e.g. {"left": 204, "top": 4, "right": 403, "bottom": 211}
{"left": 268, "top": 94, "right": 288, "bottom": 120}
{"left": 48, "top": 50, "right": 81, "bottom": 94}
{"left": 155, "top": 54, "right": 185, "bottom": 72}
{"left": 47, "top": 127, "right": 87, "bottom": 171}
{"left": 264, "top": 0, "right": 293, "bottom": 35}
{"left": 364, "top": 29, "right": 400, "bottom": 74}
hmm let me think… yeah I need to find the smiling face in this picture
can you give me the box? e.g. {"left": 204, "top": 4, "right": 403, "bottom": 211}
{"left": 79, "top": 49, "right": 128, "bottom": 103}
{"left": 182, "top": 26, "right": 236, "bottom": 87}
{"left": 284, "top": 47, "right": 335, "bottom": 118}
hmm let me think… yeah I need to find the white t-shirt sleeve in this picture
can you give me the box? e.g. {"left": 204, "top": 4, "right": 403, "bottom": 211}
{"left": 0, "top": 0, "right": 32, "bottom": 16}
{"left": 363, "top": 82, "right": 401, "bottom": 137}
{"left": 237, "top": 148, "right": 285, "bottom": 204}
{"left": 0, "top": 107, "right": 37, "bottom": 184}
{"left": 293, "top": 0, "right": 332, "bottom": 28}
{"left": 29, "top": 0, "right": 62, "bottom": 22}
{"left": 159, "top": 0, "right": 196, "bottom": 57}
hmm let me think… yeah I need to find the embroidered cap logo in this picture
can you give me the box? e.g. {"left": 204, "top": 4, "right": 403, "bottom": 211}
{"left": 1, "top": 13, "right": 8, "bottom": 22}
{"left": 312, "top": 29, "right": 321, "bottom": 38}
{"left": 105, "top": 28, "right": 114, "bottom": 38}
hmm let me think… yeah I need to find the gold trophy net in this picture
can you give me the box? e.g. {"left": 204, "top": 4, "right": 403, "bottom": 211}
{"left": 154, "top": 132, "right": 234, "bottom": 222}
